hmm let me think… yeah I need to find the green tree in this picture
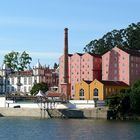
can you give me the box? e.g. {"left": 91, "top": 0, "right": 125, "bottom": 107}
{"left": 4, "top": 51, "right": 32, "bottom": 71}
{"left": 84, "top": 22, "right": 140, "bottom": 54}
{"left": 106, "top": 88, "right": 131, "bottom": 118}
{"left": 130, "top": 80, "right": 140, "bottom": 113}
{"left": 53, "top": 62, "right": 59, "bottom": 69}
{"left": 30, "top": 82, "right": 49, "bottom": 95}
{"left": 3, "top": 51, "right": 32, "bottom": 93}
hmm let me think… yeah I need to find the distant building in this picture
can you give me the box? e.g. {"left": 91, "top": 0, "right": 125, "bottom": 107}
{"left": 102, "top": 46, "right": 140, "bottom": 85}
{"left": 0, "top": 61, "right": 59, "bottom": 94}
{"left": 59, "top": 28, "right": 102, "bottom": 99}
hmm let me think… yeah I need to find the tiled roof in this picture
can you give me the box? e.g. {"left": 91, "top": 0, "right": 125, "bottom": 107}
{"left": 47, "top": 92, "right": 64, "bottom": 97}
{"left": 10, "top": 70, "right": 33, "bottom": 76}
{"left": 101, "top": 80, "right": 129, "bottom": 87}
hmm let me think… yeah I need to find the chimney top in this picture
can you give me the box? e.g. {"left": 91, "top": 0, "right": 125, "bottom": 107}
{"left": 64, "top": 28, "right": 68, "bottom": 31}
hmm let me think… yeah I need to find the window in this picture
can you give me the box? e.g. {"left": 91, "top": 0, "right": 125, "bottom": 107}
{"left": 114, "top": 70, "right": 117, "bottom": 74}
{"left": 114, "top": 57, "right": 117, "bottom": 61}
{"left": 136, "top": 70, "right": 138, "bottom": 75}
{"left": 79, "top": 89, "right": 84, "bottom": 96}
{"left": 12, "top": 78, "right": 14, "bottom": 85}
{"left": 93, "top": 88, "right": 98, "bottom": 96}
{"left": 72, "top": 86, "right": 74, "bottom": 90}
{"left": 131, "top": 56, "right": 133, "bottom": 61}
{"left": 7, "top": 87, "right": 9, "bottom": 92}
{"left": 114, "top": 76, "right": 117, "bottom": 81}
{"left": 24, "top": 87, "right": 26, "bottom": 92}
{"left": 28, "top": 86, "right": 31, "bottom": 92}
{"left": 79, "top": 89, "right": 84, "bottom": 100}
{"left": 24, "top": 77, "right": 27, "bottom": 85}
{"left": 28, "top": 77, "right": 32, "bottom": 85}
{"left": 114, "top": 63, "right": 117, "bottom": 67}
{"left": 12, "top": 87, "right": 14, "bottom": 92}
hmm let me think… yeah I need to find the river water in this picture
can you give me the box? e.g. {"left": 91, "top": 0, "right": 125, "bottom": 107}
{"left": 0, "top": 117, "right": 140, "bottom": 140}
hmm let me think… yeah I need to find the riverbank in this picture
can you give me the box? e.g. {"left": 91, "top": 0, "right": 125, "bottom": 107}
{"left": 0, "top": 107, "right": 108, "bottom": 119}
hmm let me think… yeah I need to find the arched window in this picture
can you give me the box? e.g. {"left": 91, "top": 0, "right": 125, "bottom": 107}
{"left": 79, "top": 89, "right": 85, "bottom": 100}
{"left": 79, "top": 89, "right": 84, "bottom": 96}
{"left": 93, "top": 88, "right": 98, "bottom": 96}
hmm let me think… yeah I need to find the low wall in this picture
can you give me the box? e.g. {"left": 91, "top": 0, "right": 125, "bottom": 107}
{"left": 58, "top": 108, "right": 108, "bottom": 119}
{"left": 0, "top": 107, "right": 48, "bottom": 118}
{"left": 5, "top": 100, "right": 95, "bottom": 109}
{"left": 0, "top": 97, "right": 107, "bottom": 119}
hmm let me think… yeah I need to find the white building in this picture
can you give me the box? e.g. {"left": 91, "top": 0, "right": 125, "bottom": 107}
{"left": 0, "top": 62, "right": 59, "bottom": 95}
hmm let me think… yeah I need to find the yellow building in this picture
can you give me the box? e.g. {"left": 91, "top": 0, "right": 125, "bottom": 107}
{"left": 75, "top": 79, "right": 129, "bottom": 101}
{"left": 75, "top": 80, "right": 91, "bottom": 100}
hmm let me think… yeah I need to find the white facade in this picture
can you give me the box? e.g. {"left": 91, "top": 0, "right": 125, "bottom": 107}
{"left": 0, "top": 62, "right": 59, "bottom": 95}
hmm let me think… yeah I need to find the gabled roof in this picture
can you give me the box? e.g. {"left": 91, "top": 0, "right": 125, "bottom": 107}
{"left": 88, "top": 53, "right": 102, "bottom": 58}
{"left": 117, "top": 46, "right": 140, "bottom": 57}
{"left": 68, "top": 54, "right": 73, "bottom": 57}
{"left": 101, "top": 80, "right": 129, "bottom": 87}
{"left": 76, "top": 53, "right": 83, "bottom": 56}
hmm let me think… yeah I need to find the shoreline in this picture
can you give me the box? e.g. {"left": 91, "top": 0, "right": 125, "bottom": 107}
{"left": 0, "top": 107, "right": 108, "bottom": 119}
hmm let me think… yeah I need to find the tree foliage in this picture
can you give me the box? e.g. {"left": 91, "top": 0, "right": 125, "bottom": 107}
{"left": 3, "top": 51, "right": 32, "bottom": 71}
{"left": 53, "top": 62, "right": 59, "bottom": 69}
{"left": 84, "top": 22, "right": 140, "bottom": 54}
{"left": 130, "top": 80, "right": 140, "bottom": 113}
{"left": 30, "top": 82, "right": 49, "bottom": 95}
{"left": 107, "top": 80, "right": 140, "bottom": 115}
{"left": 107, "top": 89, "right": 130, "bottom": 115}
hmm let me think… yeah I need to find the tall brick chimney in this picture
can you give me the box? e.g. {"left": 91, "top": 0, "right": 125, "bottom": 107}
{"left": 63, "top": 28, "right": 68, "bottom": 84}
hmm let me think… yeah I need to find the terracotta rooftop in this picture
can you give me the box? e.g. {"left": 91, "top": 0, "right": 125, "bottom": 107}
{"left": 47, "top": 92, "right": 64, "bottom": 97}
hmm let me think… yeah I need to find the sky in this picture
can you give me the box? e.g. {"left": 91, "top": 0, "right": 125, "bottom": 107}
{"left": 0, "top": 0, "right": 140, "bottom": 68}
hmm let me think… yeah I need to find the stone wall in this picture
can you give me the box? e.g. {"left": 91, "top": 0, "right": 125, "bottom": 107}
{"left": 0, "top": 108, "right": 48, "bottom": 118}
{"left": 0, "top": 107, "right": 108, "bottom": 119}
